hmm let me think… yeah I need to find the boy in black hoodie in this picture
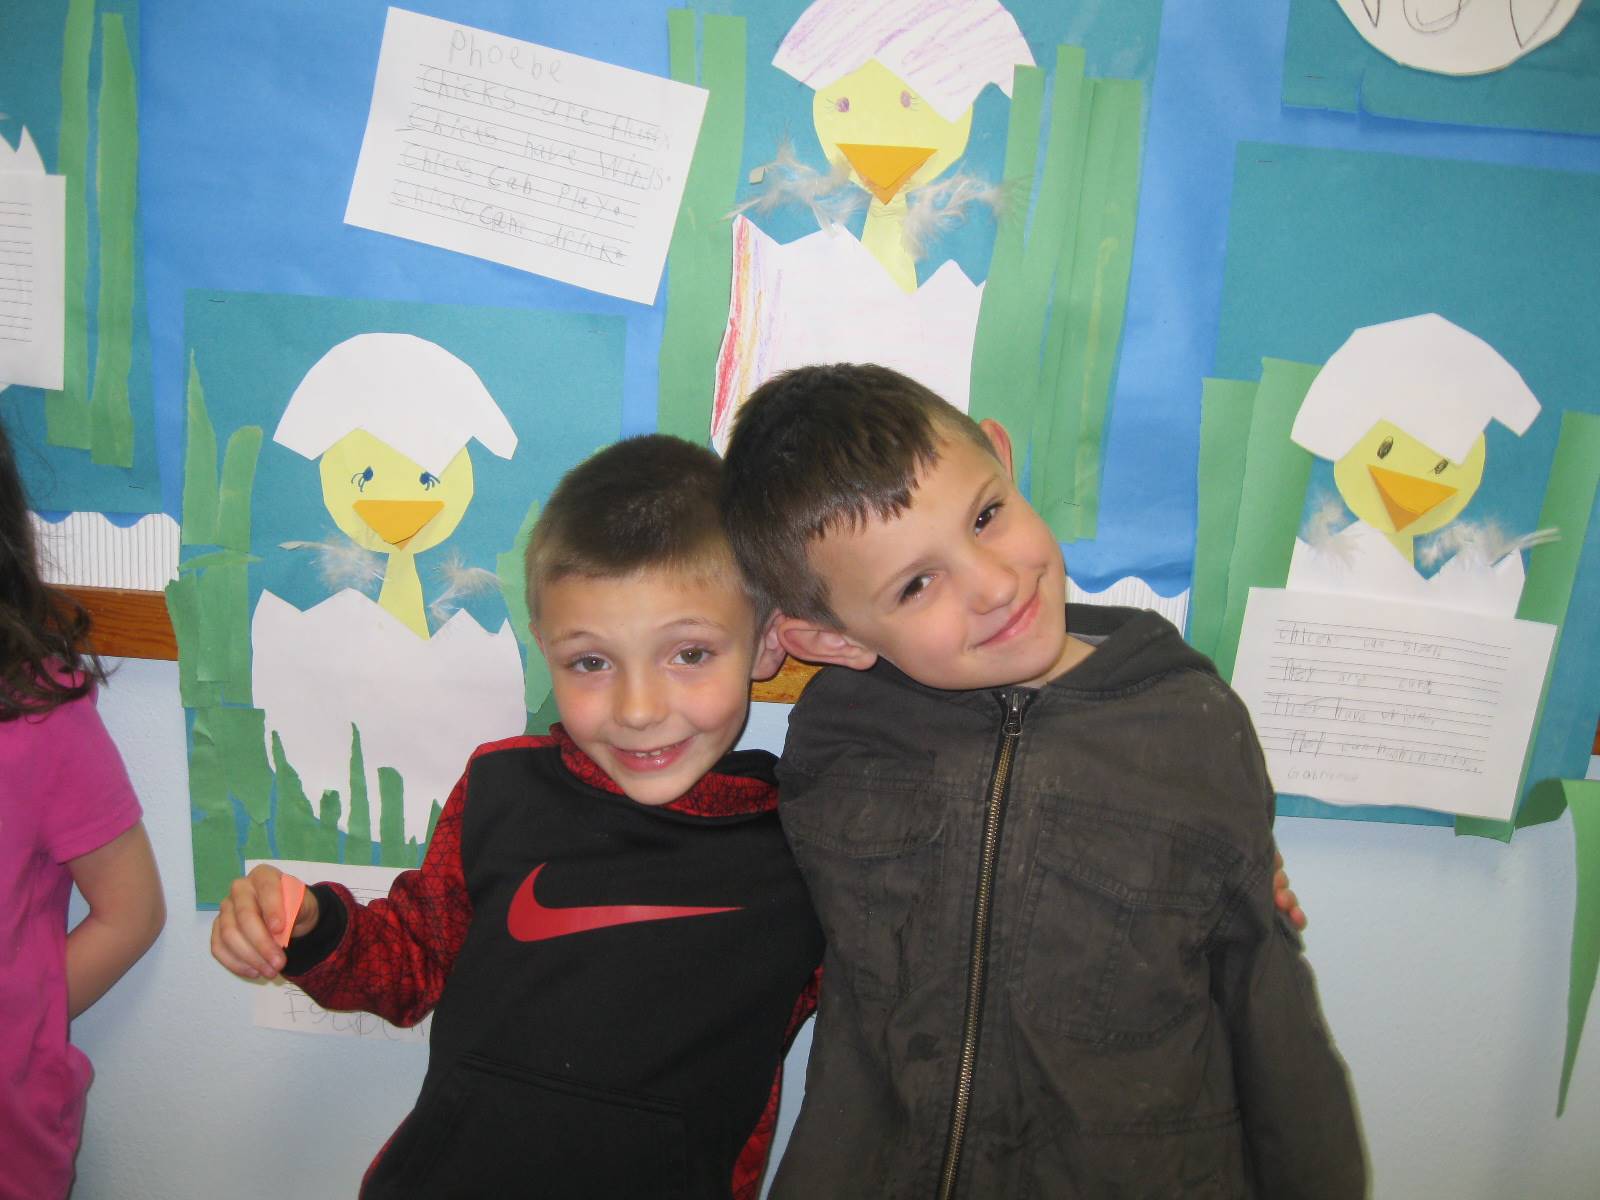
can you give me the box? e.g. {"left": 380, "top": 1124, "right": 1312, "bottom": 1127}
{"left": 722, "top": 364, "right": 1364, "bottom": 1199}
{"left": 211, "top": 435, "right": 823, "bottom": 1199}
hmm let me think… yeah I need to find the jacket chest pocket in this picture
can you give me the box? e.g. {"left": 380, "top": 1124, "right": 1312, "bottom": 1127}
{"left": 1011, "top": 804, "right": 1227, "bottom": 1044}
{"left": 782, "top": 778, "right": 946, "bottom": 1012}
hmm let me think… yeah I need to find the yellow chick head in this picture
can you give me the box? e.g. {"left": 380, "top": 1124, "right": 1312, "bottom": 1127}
{"left": 813, "top": 59, "right": 972, "bottom": 204}
{"left": 1332, "top": 419, "right": 1485, "bottom": 538}
{"left": 318, "top": 428, "right": 475, "bottom": 557}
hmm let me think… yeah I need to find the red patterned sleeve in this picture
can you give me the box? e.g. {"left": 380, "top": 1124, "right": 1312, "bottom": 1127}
{"left": 730, "top": 965, "right": 823, "bottom": 1200}
{"left": 285, "top": 766, "right": 473, "bottom": 1027}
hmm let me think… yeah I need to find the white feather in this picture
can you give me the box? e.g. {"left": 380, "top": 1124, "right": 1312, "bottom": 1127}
{"left": 1417, "top": 519, "right": 1559, "bottom": 569}
{"left": 900, "top": 172, "right": 1004, "bottom": 259}
{"left": 428, "top": 552, "right": 501, "bottom": 622}
{"left": 732, "top": 139, "right": 863, "bottom": 230}
{"left": 278, "top": 535, "right": 384, "bottom": 593}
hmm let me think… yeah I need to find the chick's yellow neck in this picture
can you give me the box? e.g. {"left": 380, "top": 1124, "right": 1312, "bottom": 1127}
{"left": 378, "top": 551, "right": 429, "bottom": 639}
{"left": 861, "top": 197, "right": 918, "bottom": 293}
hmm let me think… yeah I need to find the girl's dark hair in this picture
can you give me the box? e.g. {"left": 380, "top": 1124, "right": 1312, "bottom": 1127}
{"left": 0, "top": 416, "right": 104, "bottom": 719}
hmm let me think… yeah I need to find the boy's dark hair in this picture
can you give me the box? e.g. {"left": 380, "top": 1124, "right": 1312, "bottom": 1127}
{"left": 527, "top": 433, "right": 761, "bottom": 620}
{"left": 721, "top": 363, "right": 993, "bottom": 626}
{"left": 0, "top": 416, "right": 105, "bottom": 720}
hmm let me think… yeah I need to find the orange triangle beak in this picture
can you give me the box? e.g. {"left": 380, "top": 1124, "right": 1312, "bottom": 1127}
{"left": 354, "top": 498, "right": 445, "bottom": 548}
{"left": 836, "top": 143, "right": 937, "bottom": 204}
{"left": 1367, "top": 464, "right": 1457, "bottom": 531}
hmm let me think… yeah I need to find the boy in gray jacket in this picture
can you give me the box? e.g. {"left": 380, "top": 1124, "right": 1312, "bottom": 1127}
{"left": 722, "top": 364, "right": 1364, "bottom": 1199}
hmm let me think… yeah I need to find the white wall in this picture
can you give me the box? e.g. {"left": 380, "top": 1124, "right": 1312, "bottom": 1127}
{"left": 70, "top": 659, "right": 1599, "bottom": 1197}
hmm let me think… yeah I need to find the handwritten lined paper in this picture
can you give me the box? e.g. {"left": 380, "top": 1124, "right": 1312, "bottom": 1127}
{"left": 346, "top": 7, "right": 707, "bottom": 304}
{"left": 1231, "top": 587, "right": 1556, "bottom": 819}
{"left": 0, "top": 171, "right": 65, "bottom": 390}
{"left": 246, "top": 860, "right": 431, "bottom": 1043}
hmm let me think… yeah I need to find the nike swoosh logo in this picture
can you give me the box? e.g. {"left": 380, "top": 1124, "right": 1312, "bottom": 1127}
{"left": 507, "top": 863, "right": 740, "bottom": 943}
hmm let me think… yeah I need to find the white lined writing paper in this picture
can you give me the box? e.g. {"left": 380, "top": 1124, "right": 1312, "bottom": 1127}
{"left": 345, "top": 7, "right": 707, "bottom": 304}
{"left": 1231, "top": 586, "right": 1555, "bottom": 819}
{"left": 0, "top": 170, "right": 65, "bottom": 390}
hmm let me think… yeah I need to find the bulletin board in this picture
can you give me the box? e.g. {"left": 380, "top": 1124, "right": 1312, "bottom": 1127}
{"left": 4, "top": 2, "right": 1599, "bottom": 1093}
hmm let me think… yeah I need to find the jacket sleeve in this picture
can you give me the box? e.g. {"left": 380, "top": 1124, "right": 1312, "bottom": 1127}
{"left": 1207, "top": 707, "right": 1368, "bottom": 1199}
{"left": 282, "top": 764, "right": 474, "bottom": 1027}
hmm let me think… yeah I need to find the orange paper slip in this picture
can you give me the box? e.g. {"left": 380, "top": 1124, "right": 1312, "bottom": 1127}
{"left": 276, "top": 875, "right": 307, "bottom": 949}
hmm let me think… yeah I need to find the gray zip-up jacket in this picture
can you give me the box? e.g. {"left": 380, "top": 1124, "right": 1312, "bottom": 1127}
{"left": 770, "top": 605, "right": 1365, "bottom": 1199}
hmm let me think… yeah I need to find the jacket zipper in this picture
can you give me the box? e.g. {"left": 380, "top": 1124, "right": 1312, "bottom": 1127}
{"left": 936, "top": 689, "right": 1026, "bottom": 1199}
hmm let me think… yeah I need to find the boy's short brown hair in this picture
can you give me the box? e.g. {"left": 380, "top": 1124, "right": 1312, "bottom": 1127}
{"left": 528, "top": 434, "right": 757, "bottom": 620}
{"left": 720, "top": 363, "right": 994, "bottom": 626}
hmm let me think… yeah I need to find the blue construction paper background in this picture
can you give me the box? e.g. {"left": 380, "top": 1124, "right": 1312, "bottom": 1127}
{"left": 1213, "top": 143, "right": 1600, "bottom": 826}
{"left": 140, "top": 1, "right": 669, "bottom": 525}
{"left": 10, "top": 1, "right": 1600, "bottom": 594}
{"left": 1061, "top": 2, "right": 1600, "bottom": 596}
{"left": 725, "top": 0, "right": 1163, "bottom": 290}
{"left": 2, "top": 0, "right": 160, "bottom": 515}
{"left": 9, "top": 0, "right": 1600, "bottom": 821}
{"left": 183, "top": 290, "right": 623, "bottom": 634}
{"left": 138, "top": 0, "right": 1161, "bottom": 527}
{"left": 1283, "top": 0, "right": 1600, "bottom": 136}
{"left": 1220, "top": 142, "right": 1600, "bottom": 546}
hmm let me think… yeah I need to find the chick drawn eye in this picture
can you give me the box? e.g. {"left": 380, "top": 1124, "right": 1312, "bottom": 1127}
{"left": 1433, "top": 458, "right": 1449, "bottom": 475}
{"left": 1376, "top": 437, "right": 1393, "bottom": 459}
{"left": 834, "top": 95, "right": 850, "bottom": 113}
{"left": 419, "top": 471, "right": 440, "bottom": 490}
{"left": 351, "top": 466, "right": 374, "bottom": 492}
{"left": 900, "top": 89, "right": 915, "bottom": 109}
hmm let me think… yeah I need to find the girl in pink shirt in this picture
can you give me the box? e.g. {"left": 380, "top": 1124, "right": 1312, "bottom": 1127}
{"left": 0, "top": 419, "right": 165, "bottom": 1199}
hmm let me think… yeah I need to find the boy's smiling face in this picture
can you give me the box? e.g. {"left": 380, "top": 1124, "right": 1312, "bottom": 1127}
{"left": 789, "top": 423, "right": 1089, "bottom": 691}
{"left": 534, "top": 564, "right": 783, "bottom": 805}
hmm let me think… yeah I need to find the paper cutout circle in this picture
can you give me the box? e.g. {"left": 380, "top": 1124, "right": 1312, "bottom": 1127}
{"left": 1334, "top": 0, "right": 1582, "bottom": 75}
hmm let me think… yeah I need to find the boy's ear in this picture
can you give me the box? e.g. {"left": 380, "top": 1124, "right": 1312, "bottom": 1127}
{"left": 749, "top": 612, "right": 788, "bottom": 682}
{"left": 978, "top": 418, "right": 1015, "bottom": 477}
{"left": 775, "top": 615, "right": 879, "bottom": 671}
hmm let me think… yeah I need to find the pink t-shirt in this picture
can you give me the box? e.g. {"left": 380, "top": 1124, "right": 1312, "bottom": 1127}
{"left": 0, "top": 686, "right": 141, "bottom": 1200}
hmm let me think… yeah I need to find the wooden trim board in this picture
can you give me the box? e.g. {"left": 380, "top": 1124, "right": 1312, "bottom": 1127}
{"left": 65, "top": 586, "right": 176, "bottom": 661}
{"left": 752, "top": 654, "right": 819, "bottom": 704}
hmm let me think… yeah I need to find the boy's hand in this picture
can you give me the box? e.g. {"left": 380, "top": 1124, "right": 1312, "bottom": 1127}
{"left": 210, "top": 864, "right": 320, "bottom": 980}
{"left": 1272, "top": 850, "right": 1307, "bottom": 931}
